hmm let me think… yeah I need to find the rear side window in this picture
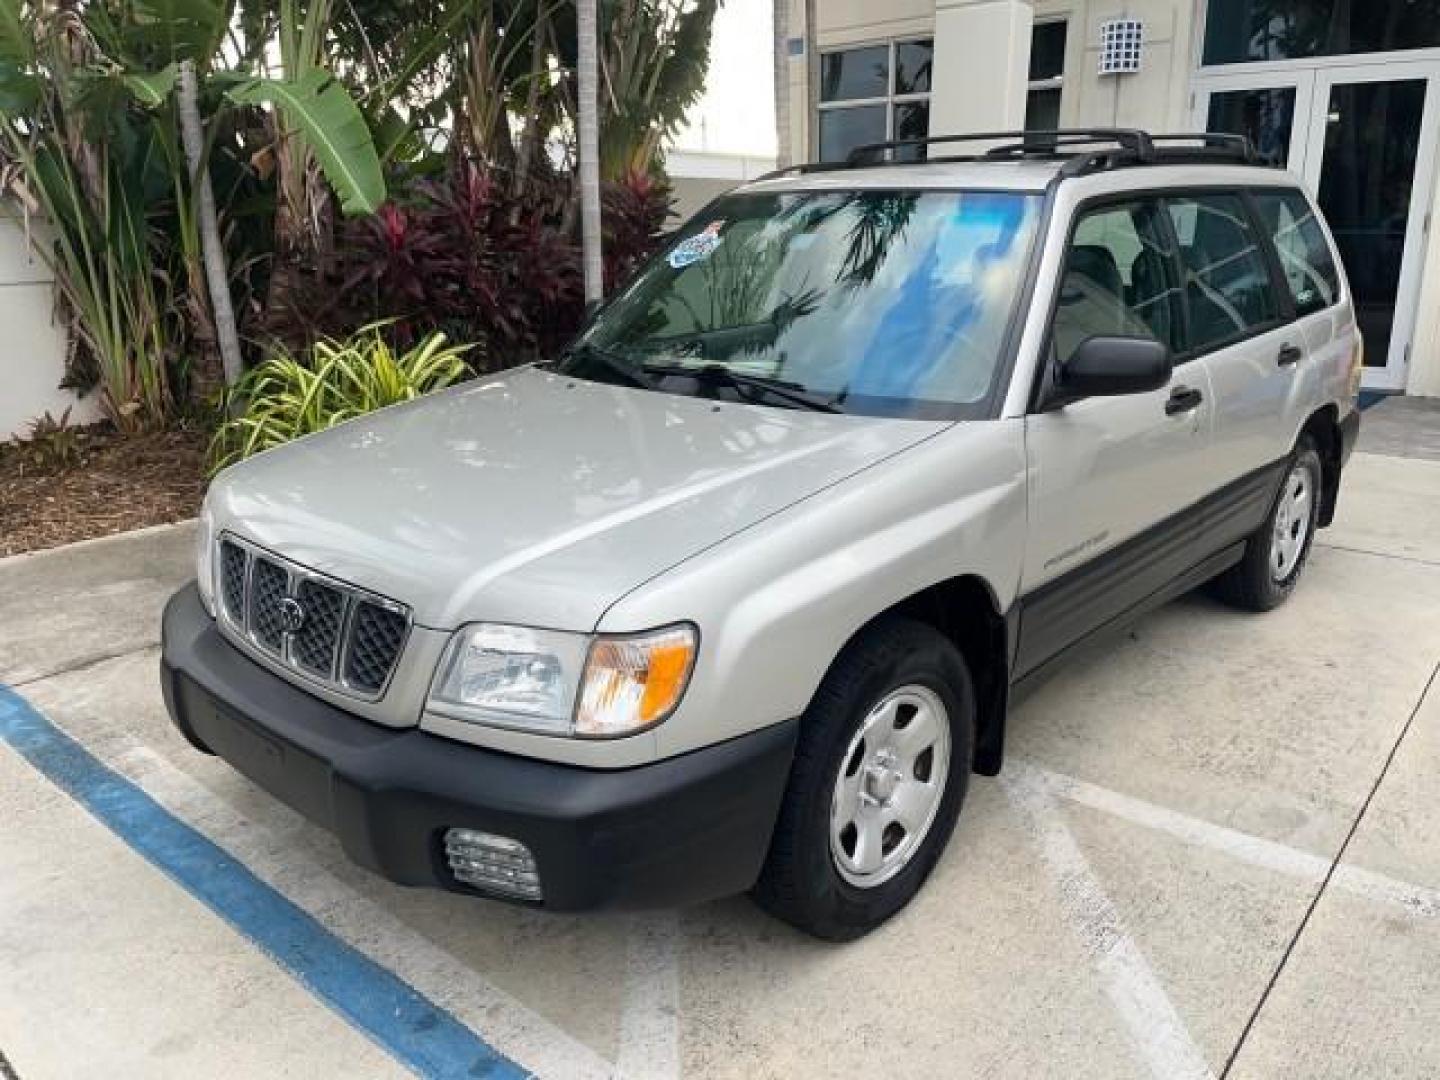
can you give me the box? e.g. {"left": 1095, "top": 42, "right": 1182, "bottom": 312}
{"left": 1253, "top": 190, "right": 1341, "bottom": 315}
{"left": 1051, "top": 199, "right": 1184, "bottom": 364}
{"left": 1166, "top": 194, "right": 1278, "bottom": 352}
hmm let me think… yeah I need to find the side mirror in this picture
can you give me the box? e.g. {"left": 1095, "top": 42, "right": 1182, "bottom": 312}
{"left": 1046, "top": 336, "right": 1172, "bottom": 409}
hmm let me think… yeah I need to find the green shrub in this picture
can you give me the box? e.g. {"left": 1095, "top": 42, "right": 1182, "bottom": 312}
{"left": 210, "top": 329, "right": 470, "bottom": 473}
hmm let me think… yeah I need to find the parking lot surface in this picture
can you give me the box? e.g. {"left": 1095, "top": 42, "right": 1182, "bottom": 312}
{"left": 3, "top": 399, "right": 1439, "bottom": 1079}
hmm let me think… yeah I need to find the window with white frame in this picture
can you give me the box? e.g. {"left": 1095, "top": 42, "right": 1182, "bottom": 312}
{"left": 817, "top": 39, "right": 933, "bottom": 163}
{"left": 1025, "top": 20, "right": 1068, "bottom": 132}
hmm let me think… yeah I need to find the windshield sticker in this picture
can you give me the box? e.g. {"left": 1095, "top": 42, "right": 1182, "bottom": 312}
{"left": 668, "top": 221, "right": 725, "bottom": 269}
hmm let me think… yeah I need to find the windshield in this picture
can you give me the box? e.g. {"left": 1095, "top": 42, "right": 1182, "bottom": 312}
{"left": 558, "top": 189, "right": 1042, "bottom": 418}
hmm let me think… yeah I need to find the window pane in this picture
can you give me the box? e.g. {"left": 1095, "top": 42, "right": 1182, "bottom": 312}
{"left": 1167, "top": 194, "right": 1278, "bottom": 351}
{"left": 1026, "top": 87, "right": 1062, "bottom": 132}
{"left": 819, "top": 105, "right": 886, "bottom": 163}
{"left": 895, "top": 40, "right": 934, "bottom": 94}
{"left": 1203, "top": 0, "right": 1440, "bottom": 64}
{"left": 1052, "top": 201, "right": 1183, "bottom": 363}
{"left": 1029, "top": 21, "right": 1068, "bottom": 81}
{"left": 1253, "top": 191, "right": 1340, "bottom": 315}
{"left": 1205, "top": 87, "right": 1295, "bottom": 167}
{"left": 894, "top": 102, "right": 930, "bottom": 160}
{"left": 820, "top": 45, "right": 889, "bottom": 101}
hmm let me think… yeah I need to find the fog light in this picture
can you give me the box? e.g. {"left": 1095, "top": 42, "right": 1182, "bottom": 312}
{"left": 444, "top": 829, "right": 542, "bottom": 902}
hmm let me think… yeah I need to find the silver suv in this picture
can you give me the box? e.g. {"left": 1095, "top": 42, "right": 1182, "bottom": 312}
{"left": 161, "top": 130, "right": 1362, "bottom": 939}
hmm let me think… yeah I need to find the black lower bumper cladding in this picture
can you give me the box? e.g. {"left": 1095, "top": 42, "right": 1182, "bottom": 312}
{"left": 160, "top": 584, "right": 797, "bottom": 911}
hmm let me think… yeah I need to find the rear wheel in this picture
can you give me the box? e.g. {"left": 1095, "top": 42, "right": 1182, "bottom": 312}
{"left": 1213, "top": 434, "right": 1323, "bottom": 611}
{"left": 752, "top": 618, "right": 975, "bottom": 940}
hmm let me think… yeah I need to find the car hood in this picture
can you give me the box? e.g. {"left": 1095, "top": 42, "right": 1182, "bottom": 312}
{"left": 210, "top": 366, "right": 947, "bottom": 630}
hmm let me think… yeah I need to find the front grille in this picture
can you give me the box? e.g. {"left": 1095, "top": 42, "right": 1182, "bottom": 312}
{"left": 215, "top": 535, "right": 411, "bottom": 701}
{"left": 249, "top": 558, "right": 289, "bottom": 652}
{"left": 345, "top": 602, "right": 410, "bottom": 694}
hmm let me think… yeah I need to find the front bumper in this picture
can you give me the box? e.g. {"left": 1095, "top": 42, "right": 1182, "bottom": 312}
{"left": 160, "top": 584, "right": 797, "bottom": 910}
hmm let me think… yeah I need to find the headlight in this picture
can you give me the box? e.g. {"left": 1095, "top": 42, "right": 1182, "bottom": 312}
{"left": 428, "top": 622, "right": 698, "bottom": 738}
{"left": 195, "top": 495, "right": 216, "bottom": 616}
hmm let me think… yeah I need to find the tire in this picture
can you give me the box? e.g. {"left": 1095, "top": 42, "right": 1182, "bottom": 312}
{"left": 751, "top": 617, "right": 976, "bottom": 941}
{"left": 1212, "top": 433, "right": 1324, "bottom": 612}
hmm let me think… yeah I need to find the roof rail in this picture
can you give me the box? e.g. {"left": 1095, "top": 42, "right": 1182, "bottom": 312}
{"left": 1148, "top": 132, "right": 1261, "bottom": 163}
{"left": 845, "top": 128, "right": 1156, "bottom": 167}
{"left": 751, "top": 128, "right": 1267, "bottom": 183}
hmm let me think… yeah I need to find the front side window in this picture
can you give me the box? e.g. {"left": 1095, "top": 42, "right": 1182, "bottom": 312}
{"left": 1166, "top": 194, "right": 1278, "bottom": 351}
{"left": 1253, "top": 190, "right": 1341, "bottom": 315}
{"left": 563, "top": 190, "right": 1043, "bottom": 419}
{"left": 1050, "top": 200, "right": 1184, "bottom": 365}
{"left": 818, "top": 40, "right": 933, "bottom": 163}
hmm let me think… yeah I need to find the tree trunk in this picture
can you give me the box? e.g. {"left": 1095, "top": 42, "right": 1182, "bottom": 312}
{"left": 773, "top": 0, "right": 791, "bottom": 169}
{"left": 177, "top": 60, "right": 244, "bottom": 388}
{"left": 578, "top": 0, "right": 604, "bottom": 302}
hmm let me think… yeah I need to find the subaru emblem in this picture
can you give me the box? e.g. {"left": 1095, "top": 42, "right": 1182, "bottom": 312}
{"left": 279, "top": 596, "right": 306, "bottom": 634}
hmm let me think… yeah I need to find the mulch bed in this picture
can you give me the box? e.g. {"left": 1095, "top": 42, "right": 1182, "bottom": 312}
{"left": 0, "top": 425, "right": 209, "bottom": 558}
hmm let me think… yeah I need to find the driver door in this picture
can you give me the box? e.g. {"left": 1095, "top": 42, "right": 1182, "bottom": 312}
{"left": 1016, "top": 197, "right": 1214, "bottom": 678}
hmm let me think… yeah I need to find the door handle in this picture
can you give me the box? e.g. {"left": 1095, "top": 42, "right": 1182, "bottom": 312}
{"left": 1277, "top": 343, "right": 1303, "bottom": 367}
{"left": 1165, "top": 386, "right": 1204, "bottom": 415}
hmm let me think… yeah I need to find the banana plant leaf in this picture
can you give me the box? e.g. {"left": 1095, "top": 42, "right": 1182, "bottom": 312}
{"left": 227, "top": 69, "right": 385, "bottom": 216}
{"left": 0, "top": 60, "right": 38, "bottom": 113}
{"left": 131, "top": 0, "right": 231, "bottom": 64}
{"left": 0, "top": 0, "right": 30, "bottom": 65}
{"left": 123, "top": 64, "right": 179, "bottom": 108}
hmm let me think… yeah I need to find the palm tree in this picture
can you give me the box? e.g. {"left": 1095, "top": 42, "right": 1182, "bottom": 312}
{"left": 774, "top": 0, "right": 790, "bottom": 169}
{"left": 177, "top": 60, "right": 243, "bottom": 388}
{"left": 577, "top": 0, "right": 603, "bottom": 302}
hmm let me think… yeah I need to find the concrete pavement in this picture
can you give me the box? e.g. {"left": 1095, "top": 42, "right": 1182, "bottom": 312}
{"left": 2, "top": 402, "right": 1438, "bottom": 1078}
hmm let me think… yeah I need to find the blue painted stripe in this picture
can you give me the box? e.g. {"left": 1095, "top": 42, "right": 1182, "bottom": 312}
{"left": 0, "top": 685, "right": 528, "bottom": 1080}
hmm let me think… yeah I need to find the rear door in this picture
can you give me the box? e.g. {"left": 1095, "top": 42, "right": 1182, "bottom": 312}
{"left": 1166, "top": 190, "right": 1312, "bottom": 544}
{"left": 1017, "top": 196, "right": 1214, "bottom": 677}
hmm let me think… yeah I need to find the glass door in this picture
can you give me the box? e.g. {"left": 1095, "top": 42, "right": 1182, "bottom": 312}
{"left": 1301, "top": 63, "right": 1440, "bottom": 390}
{"left": 1193, "top": 71, "right": 1314, "bottom": 171}
{"left": 1195, "top": 61, "right": 1440, "bottom": 390}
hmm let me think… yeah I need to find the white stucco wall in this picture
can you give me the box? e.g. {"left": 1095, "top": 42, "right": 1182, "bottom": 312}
{"left": 0, "top": 205, "right": 101, "bottom": 440}
{"left": 667, "top": 150, "right": 779, "bottom": 221}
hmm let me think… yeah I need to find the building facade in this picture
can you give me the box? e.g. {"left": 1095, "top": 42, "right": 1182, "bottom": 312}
{"left": 779, "top": 0, "right": 1440, "bottom": 397}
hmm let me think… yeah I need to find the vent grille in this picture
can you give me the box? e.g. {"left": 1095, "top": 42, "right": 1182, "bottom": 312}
{"left": 215, "top": 535, "right": 410, "bottom": 701}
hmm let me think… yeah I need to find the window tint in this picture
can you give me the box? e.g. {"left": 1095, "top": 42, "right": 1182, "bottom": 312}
{"left": 1051, "top": 200, "right": 1183, "bottom": 365}
{"left": 1253, "top": 190, "right": 1340, "bottom": 315}
{"left": 820, "top": 45, "right": 889, "bottom": 101}
{"left": 1166, "top": 194, "right": 1278, "bottom": 351}
{"left": 818, "top": 105, "right": 886, "bottom": 163}
{"left": 1203, "top": 0, "right": 1440, "bottom": 65}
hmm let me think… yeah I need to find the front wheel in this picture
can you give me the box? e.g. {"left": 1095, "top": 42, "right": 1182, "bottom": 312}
{"left": 752, "top": 618, "right": 975, "bottom": 940}
{"left": 1213, "top": 434, "right": 1323, "bottom": 611}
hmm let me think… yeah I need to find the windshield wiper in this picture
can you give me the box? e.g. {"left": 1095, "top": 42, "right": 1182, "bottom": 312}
{"left": 557, "top": 342, "right": 653, "bottom": 388}
{"left": 642, "top": 363, "right": 842, "bottom": 414}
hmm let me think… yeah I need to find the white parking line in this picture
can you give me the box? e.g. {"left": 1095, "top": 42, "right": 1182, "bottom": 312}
{"left": 614, "top": 911, "right": 681, "bottom": 1080}
{"left": 1031, "top": 763, "right": 1440, "bottom": 918}
{"left": 1001, "top": 761, "right": 1217, "bottom": 1080}
{"left": 108, "top": 741, "right": 617, "bottom": 1080}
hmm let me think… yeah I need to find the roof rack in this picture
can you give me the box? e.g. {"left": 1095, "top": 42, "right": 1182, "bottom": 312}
{"left": 754, "top": 129, "right": 1262, "bottom": 182}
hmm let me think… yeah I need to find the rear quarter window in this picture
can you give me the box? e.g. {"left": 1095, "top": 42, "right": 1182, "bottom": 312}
{"left": 1253, "top": 190, "right": 1342, "bottom": 316}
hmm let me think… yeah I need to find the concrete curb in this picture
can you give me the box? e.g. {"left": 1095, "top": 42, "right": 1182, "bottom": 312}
{"left": 0, "top": 517, "right": 198, "bottom": 569}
